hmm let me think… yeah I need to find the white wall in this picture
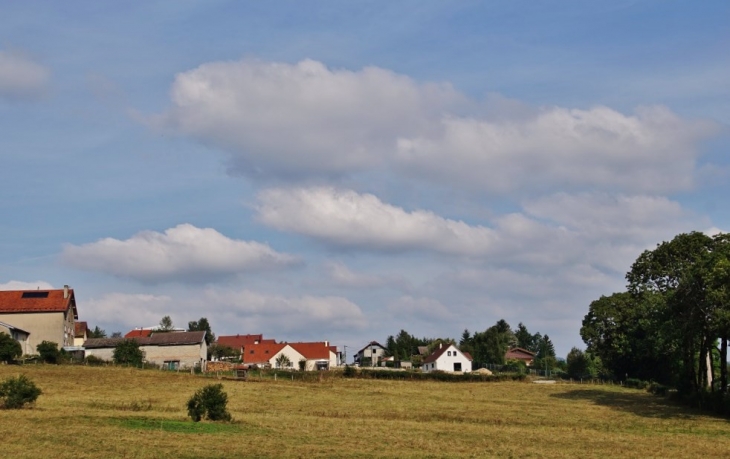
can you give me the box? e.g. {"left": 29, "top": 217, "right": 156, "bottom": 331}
{"left": 423, "top": 345, "right": 472, "bottom": 373}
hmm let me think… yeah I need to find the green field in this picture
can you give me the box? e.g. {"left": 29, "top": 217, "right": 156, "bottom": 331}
{"left": 1, "top": 365, "right": 728, "bottom": 458}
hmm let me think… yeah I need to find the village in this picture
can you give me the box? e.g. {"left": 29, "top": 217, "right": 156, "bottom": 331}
{"left": 0, "top": 285, "right": 539, "bottom": 375}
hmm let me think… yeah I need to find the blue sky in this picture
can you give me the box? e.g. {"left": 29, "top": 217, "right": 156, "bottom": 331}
{"left": 1, "top": 1, "right": 728, "bottom": 357}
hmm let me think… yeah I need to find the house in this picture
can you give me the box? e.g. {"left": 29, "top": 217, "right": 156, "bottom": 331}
{"left": 0, "top": 286, "right": 78, "bottom": 353}
{"left": 289, "top": 341, "right": 337, "bottom": 370}
{"left": 422, "top": 343, "right": 473, "bottom": 373}
{"left": 84, "top": 331, "right": 207, "bottom": 369}
{"left": 0, "top": 321, "right": 32, "bottom": 355}
{"left": 74, "top": 321, "right": 89, "bottom": 346}
{"left": 355, "top": 341, "right": 387, "bottom": 367}
{"left": 217, "top": 334, "right": 275, "bottom": 356}
{"left": 242, "top": 341, "right": 338, "bottom": 370}
{"left": 505, "top": 347, "right": 536, "bottom": 366}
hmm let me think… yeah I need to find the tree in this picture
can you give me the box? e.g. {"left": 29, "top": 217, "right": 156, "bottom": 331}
{"left": 113, "top": 339, "right": 145, "bottom": 366}
{"left": 566, "top": 347, "right": 592, "bottom": 379}
{"left": 209, "top": 344, "right": 238, "bottom": 361}
{"left": 0, "top": 333, "right": 22, "bottom": 363}
{"left": 88, "top": 326, "right": 107, "bottom": 338}
{"left": 515, "top": 323, "right": 536, "bottom": 351}
{"left": 188, "top": 318, "right": 214, "bottom": 345}
{"left": 275, "top": 354, "right": 292, "bottom": 369}
{"left": 187, "top": 383, "right": 231, "bottom": 422}
{"left": 111, "top": 332, "right": 122, "bottom": 338}
{"left": 36, "top": 341, "right": 60, "bottom": 364}
{"left": 158, "top": 316, "right": 174, "bottom": 332}
{"left": 0, "top": 375, "right": 41, "bottom": 409}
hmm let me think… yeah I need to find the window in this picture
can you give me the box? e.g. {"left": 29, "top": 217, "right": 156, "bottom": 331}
{"left": 250, "top": 350, "right": 254, "bottom": 354}
{"left": 164, "top": 360, "right": 180, "bottom": 370}
{"left": 447, "top": 351, "right": 451, "bottom": 356}
{"left": 21, "top": 291, "right": 49, "bottom": 298}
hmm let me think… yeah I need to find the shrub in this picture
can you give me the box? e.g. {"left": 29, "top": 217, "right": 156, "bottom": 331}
{"left": 343, "top": 364, "right": 356, "bottom": 378}
{"left": 0, "top": 374, "right": 41, "bottom": 409}
{"left": 84, "top": 355, "right": 106, "bottom": 366}
{"left": 187, "top": 383, "right": 231, "bottom": 422}
{"left": 0, "top": 333, "right": 22, "bottom": 363}
{"left": 36, "top": 341, "right": 60, "bottom": 364}
{"left": 503, "top": 359, "right": 527, "bottom": 375}
{"left": 113, "top": 339, "right": 145, "bottom": 366}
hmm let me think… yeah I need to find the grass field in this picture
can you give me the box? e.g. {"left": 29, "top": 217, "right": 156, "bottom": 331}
{"left": 1, "top": 365, "right": 729, "bottom": 458}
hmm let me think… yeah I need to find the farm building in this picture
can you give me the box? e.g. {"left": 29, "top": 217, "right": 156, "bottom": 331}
{"left": 505, "top": 347, "right": 536, "bottom": 366}
{"left": 84, "top": 331, "right": 207, "bottom": 369}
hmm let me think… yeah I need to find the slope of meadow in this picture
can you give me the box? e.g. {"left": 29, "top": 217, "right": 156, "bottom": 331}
{"left": 0, "top": 365, "right": 728, "bottom": 458}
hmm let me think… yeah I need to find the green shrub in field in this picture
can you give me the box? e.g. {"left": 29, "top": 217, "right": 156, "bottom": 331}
{"left": 503, "top": 359, "right": 527, "bottom": 375}
{"left": 0, "top": 374, "right": 41, "bottom": 409}
{"left": 0, "top": 333, "right": 22, "bottom": 363}
{"left": 113, "top": 339, "right": 145, "bottom": 366}
{"left": 343, "top": 364, "right": 356, "bottom": 378}
{"left": 187, "top": 383, "right": 231, "bottom": 422}
{"left": 84, "top": 355, "right": 106, "bottom": 366}
{"left": 36, "top": 341, "right": 61, "bottom": 364}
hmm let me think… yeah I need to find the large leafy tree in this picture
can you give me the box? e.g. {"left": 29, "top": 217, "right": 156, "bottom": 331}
{"left": 113, "top": 339, "right": 145, "bottom": 366}
{"left": 88, "top": 326, "right": 107, "bottom": 339}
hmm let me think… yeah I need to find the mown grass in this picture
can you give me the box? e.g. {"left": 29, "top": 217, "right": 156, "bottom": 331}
{"left": 1, "top": 365, "right": 729, "bottom": 458}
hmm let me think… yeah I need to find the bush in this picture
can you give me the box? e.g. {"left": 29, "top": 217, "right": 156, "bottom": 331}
{"left": 503, "top": 359, "right": 527, "bottom": 375}
{"left": 113, "top": 339, "right": 145, "bottom": 366}
{"left": 36, "top": 341, "right": 60, "bottom": 364}
{"left": 84, "top": 355, "right": 107, "bottom": 366}
{"left": 343, "top": 364, "right": 356, "bottom": 378}
{"left": 187, "top": 383, "right": 231, "bottom": 422}
{"left": 0, "top": 333, "right": 22, "bottom": 363}
{"left": 0, "top": 374, "right": 42, "bottom": 409}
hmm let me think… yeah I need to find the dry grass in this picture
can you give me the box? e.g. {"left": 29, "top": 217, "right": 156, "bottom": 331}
{"left": 1, "top": 365, "right": 729, "bottom": 458}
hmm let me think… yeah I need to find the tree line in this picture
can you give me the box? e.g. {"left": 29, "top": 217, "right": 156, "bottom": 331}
{"left": 581, "top": 232, "right": 730, "bottom": 395}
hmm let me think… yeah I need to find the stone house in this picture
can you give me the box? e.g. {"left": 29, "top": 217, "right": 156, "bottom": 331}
{"left": 84, "top": 331, "right": 207, "bottom": 369}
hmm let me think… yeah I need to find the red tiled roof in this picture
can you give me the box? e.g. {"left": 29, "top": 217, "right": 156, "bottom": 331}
{"left": 242, "top": 342, "right": 285, "bottom": 364}
{"left": 0, "top": 288, "right": 77, "bottom": 318}
{"left": 289, "top": 342, "right": 332, "bottom": 360}
{"left": 75, "top": 321, "right": 88, "bottom": 338}
{"left": 125, "top": 329, "right": 153, "bottom": 338}
{"left": 217, "top": 334, "right": 267, "bottom": 350}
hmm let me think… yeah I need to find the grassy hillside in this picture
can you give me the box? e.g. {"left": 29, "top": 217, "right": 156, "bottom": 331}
{"left": 0, "top": 365, "right": 728, "bottom": 458}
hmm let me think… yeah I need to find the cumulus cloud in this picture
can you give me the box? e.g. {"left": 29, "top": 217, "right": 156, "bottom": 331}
{"left": 85, "top": 289, "right": 366, "bottom": 337}
{"left": 62, "top": 223, "right": 299, "bottom": 283}
{"left": 84, "top": 293, "right": 173, "bottom": 329}
{"left": 324, "top": 261, "right": 410, "bottom": 290}
{"left": 204, "top": 288, "right": 367, "bottom": 332}
{"left": 157, "top": 58, "right": 462, "bottom": 177}
{"left": 154, "top": 58, "right": 716, "bottom": 194}
{"left": 256, "top": 186, "right": 498, "bottom": 256}
{"left": 0, "top": 50, "right": 49, "bottom": 100}
{"left": 0, "top": 280, "right": 54, "bottom": 290}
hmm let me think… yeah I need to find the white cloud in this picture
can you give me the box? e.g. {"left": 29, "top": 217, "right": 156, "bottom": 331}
{"left": 157, "top": 58, "right": 462, "bottom": 177}
{"left": 396, "top": 105, "right": 716, "bottom": 194}
{"left": 0, "top": 280, "right": 54, "bottom": 291}
{"left": 154, "top": 58, "right": 717, "bottom": 194}
{"left": 388, "top": 295, "right": 453, "bottom": 322}
{"left": 256, "top": 186, "right": 498, "bottom": 256}
{"left": 324, "top": 261, "right": 410, "bottom": 290}
{"left": 62, "top": 223, "right": 299, "bottom": 283}
{"left": 84, "top": 293, "right": 173, "bottom": 330}
{"left": 85, "top": 289, "right": 366, "bottom": 337}
{"left": 0, "top": 50, "right": 49, "bottom": 100}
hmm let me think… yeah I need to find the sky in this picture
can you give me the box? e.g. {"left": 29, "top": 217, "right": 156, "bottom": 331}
{"left": 1, "top": 1, "right": 729, "bottom": 358}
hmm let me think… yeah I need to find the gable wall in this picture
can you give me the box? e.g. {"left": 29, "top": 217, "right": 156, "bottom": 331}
{"left": 0, "top": 312, "right": 67, "bottom": 353}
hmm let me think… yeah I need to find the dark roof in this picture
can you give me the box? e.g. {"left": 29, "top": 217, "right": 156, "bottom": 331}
{"left": 0, "top": 288, "right": 78, "bottom": 318}
{"left": 423, "top": 344, "right": 473, "bottom": 364}
{"left": 505, "top": 347, "right": 536, "bottom": 360}
{"left": 84, "top": 331, "right": 206, "bottom": 349}
{"left": 357, "top": 341, "right": 386, "bottom": 353}
{"left": 416, "top": 346, "right": 429, "bottom": 355}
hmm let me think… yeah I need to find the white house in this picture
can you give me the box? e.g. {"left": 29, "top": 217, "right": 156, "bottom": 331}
{"left": 421, "top": 343, "right": 472, "bottom": 373}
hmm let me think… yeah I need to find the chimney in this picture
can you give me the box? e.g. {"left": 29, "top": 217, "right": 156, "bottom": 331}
{"left": 63, "top": 285, "right": 69, "bottom": 299}
{"left": 439, "top": 342, "right": 443, "bottom": 349}
{"left": 324, "top": 340, "right": 329, "bottom": 347}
